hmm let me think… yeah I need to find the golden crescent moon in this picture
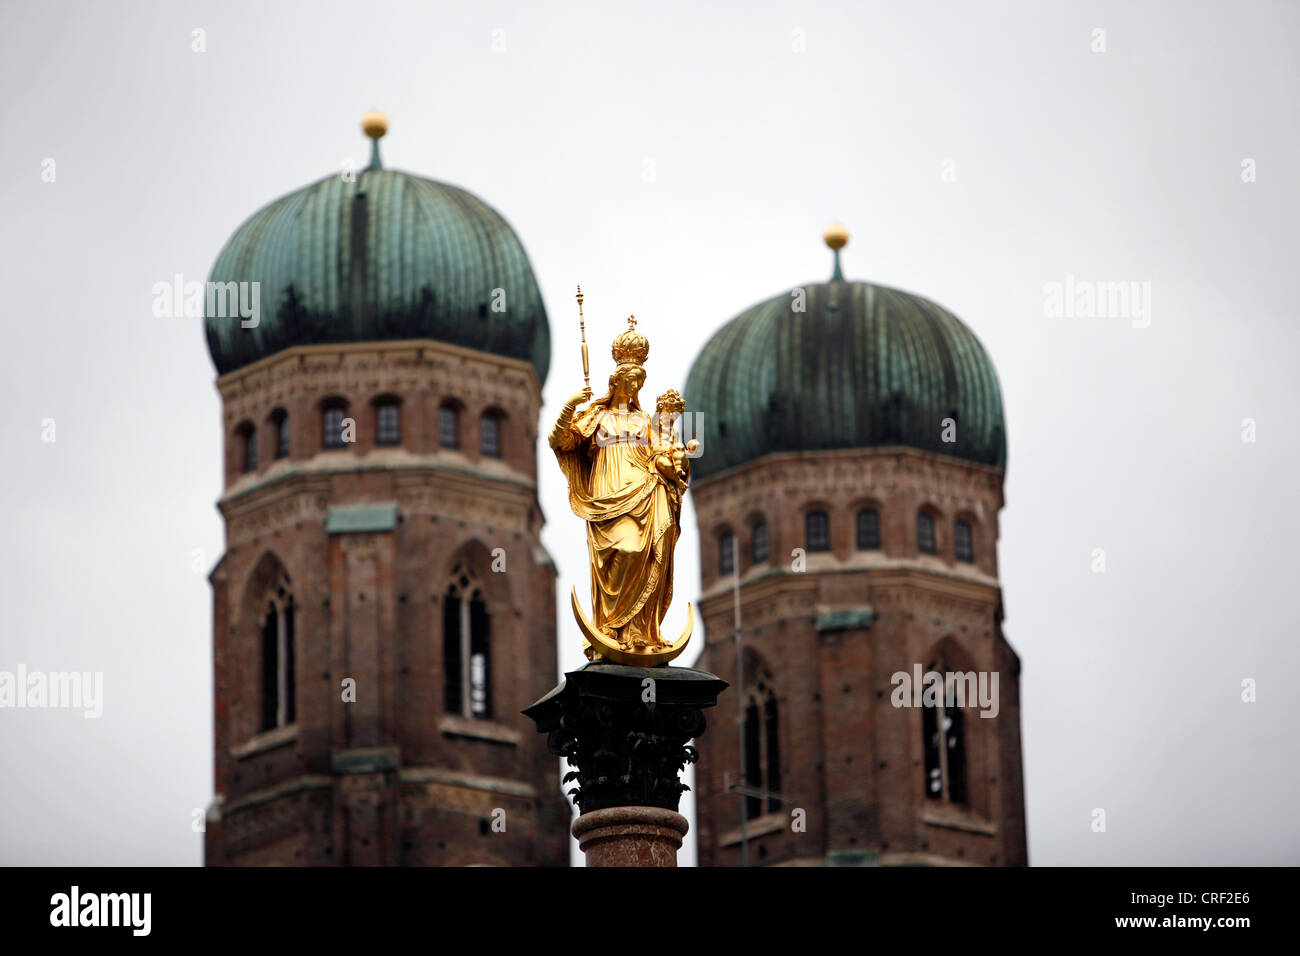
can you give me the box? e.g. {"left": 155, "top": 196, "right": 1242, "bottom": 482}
{"left": 570, "top": 586, "right": 692, "bottom": 666}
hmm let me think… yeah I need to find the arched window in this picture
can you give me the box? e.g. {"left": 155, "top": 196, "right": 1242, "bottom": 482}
{"left": 375, "top": 398, "right": 401, "bottom": 446}
{"left": 917, "top": 510, "right": 937, "bottom": 555}
{"left": 322, "top": 400, "right": 348, "bottom": 450}
{"left": 718, "top": 529, "right": 735, "bottom": 575}
{"left": 269, "top": 410, "right": 290, "bottom": 460}
{"left": 751, "top": 518, "right": 769, "bottom": 564}
{"left": 922, "top": 669, "right": 968, "bottom": 805}
{"left": 259, "top": 571, "right": 296, "bottom": 732}
{"left": 238, "top": 423, "right": 258, "bottom": 474}
{"left": 443, "top": 563, "right": 491, "bottom": 719}
{"left": 480, "top": 411, "right": 502, "bottom": 458}
{"left": 439, "top": 403, "right": 460, "bottom": 449}
{"left": 856, "top": 508, "right": 881, "bottom": 550}
{"left": 805, "top": 510, "right": 830, "bottom": 553}
{"left": 954, "top": 519, "right": 974, "bottom": 563}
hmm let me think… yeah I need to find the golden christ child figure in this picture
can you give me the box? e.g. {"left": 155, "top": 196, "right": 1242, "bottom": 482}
{"left": 549, "top": 314, "right": 697, "bottom": 665}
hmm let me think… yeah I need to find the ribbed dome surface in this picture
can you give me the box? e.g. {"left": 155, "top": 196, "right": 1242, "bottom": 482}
{"left": 684, "top": 278, "right": 1005, "bottom": 481}
{"left": 204, "top": 168, "right": 550, "bottom": 381}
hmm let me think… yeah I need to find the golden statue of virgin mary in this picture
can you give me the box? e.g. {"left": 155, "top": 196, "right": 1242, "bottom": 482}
{"left": 549, "top": 315, "right": 696, "bottom": 666}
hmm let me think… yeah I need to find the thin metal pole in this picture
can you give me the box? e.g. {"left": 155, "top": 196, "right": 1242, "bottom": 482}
{"left": 733, "top": 533, "right": 748, "bottom": 867}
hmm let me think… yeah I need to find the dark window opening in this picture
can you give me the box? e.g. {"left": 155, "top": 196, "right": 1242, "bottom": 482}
{"left": 743, "top": 701, "right": 762, "bottom": 821}
{"left": 945, "top": 706, "right": 968, "bottom": 803}
{"left": 260, "top": 605, "right": 277, "bottom": 731}
{"left": 806, "top": 510, "right": 830, "bottom": 552}
{"left": 260, "top": 590, "right": 295, "bottom": 733}
{"left": 242, "top": 427, "right": 258, "bottom": 473}
{"left": 275, "top": 414, "right": 290, "bottom": 459}
{"left": 765, "top": 695, "right": 781, "bottom": 814}
{"left": 323, "top": 405, "right": 346, "bottom": 449}
{"left": 444, "top": 565, "right": 491, "bottom": 719}
{"left": 719, "top": 531, "right": 735, "bottom": 576}
{"left": 954, "top": 519, "right": 974, "bottom": 562}
{"left": 923, "top": 700, "right": 942, "bottom": 799}
{"left": 917, "top": 511, "right": 936, "bottom": 555}
{"left": 921, "top": 669, "right": 967, "bottom": 805}
{"left": 856, "top": 508, "right": 881, "bottom": 550}
{"left": 439, "top": 405, "right": 459, "bottom": 449}
{"left": 443, "top": 592, "right": 462, "bottom": 715}
{"left": 480, "top": 414, "right": 501, "bottom": 458}
{"left": 469, "top": 595, "right": 491, "bottom": 719}
{"left": 752, "top": 520, "right": 769, "bottom": 564}
{"left": 376, "top": 401, "right": 401, "bottom": 446}
{"left": 741, "top": 690, "right": 783, "bottom": 822}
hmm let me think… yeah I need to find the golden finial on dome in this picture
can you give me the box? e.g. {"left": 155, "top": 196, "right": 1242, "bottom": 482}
{"left": 824, "top": 222, "right": 849, "bottom": 250}
{"left": 824, "top": 222, "right": 849, "bottom": 280}
{"left": 362, "top": 111, "right": 388, "bottom": 171}
{"left": 361, "top": 110, "right": 389, "bottom": 139}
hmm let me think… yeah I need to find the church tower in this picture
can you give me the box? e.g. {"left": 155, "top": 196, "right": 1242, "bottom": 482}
{"left": 202, "top": 114, "right": 569, "bottom": 866}
{"left": 683, "top": 225, "right": 1027, "bottom": 866}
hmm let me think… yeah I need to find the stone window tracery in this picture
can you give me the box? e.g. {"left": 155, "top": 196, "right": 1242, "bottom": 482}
{"left": 259, "top": 571, "right": 296, "bottom": 732}
{"left": 443, "top": 562, "right": 491, "bottom": 719}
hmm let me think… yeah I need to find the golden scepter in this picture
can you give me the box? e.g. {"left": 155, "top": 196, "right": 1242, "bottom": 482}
{"left": 577, "top": 284, "right": 590, "bottom": 389}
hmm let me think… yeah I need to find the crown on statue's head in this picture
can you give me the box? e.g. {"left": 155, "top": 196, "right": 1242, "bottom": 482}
{"left": 611, "top": 315, "right": 649, "bottom": 368}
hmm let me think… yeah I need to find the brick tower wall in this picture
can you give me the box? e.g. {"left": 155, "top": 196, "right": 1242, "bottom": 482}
{"left": 690, "top": 447, "right": 1027, "bottom": 867}
{"left": 205, "top": 340, "right": 569, "bottom": 866}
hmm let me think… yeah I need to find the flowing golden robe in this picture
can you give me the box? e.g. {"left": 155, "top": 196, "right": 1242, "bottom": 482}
{"left": 551, "top": 400, "right": 686, "bottom": 651}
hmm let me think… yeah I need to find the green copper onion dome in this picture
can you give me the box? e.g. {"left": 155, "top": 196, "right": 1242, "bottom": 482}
{"left": 683, "top": 225, "right": 1006, "bottom": 481}
{"left": 204, "top": 113, "right": 550, "bottom": 382}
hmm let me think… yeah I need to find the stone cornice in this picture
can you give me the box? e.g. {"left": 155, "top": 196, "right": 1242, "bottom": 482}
{"left": 218, "top": 775, "right": 334, "bottom": 818}
{"left": 219, "top": 453, "right": 536, "bottom": 515}
{"left": 691, "top": 445, "right": 1005, "bottom": 494}
{"left": 718, "top": 812, "right": 787, "bottom": 847}
{"left": 698, "top": 560, "right": 1000, "bottom": 609}
{"left": 397, "top": 766, "right": 537, "bottom": 799}
{"left": 214, "top": 338, "right": 542, "bottom": 397}
{"left": 698, "top": 566, "right": 1001, "bottom": 648}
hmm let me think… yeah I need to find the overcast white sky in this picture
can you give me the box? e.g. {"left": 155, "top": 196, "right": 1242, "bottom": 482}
{"left": 1, "top": 0, "right": 1297, "bottom": 866}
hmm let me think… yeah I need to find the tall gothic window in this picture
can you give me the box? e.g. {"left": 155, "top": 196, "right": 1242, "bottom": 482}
{"left": 742, "top": 690, "right": 783, "bottom": 820}
{"left": 954, "top": 519, "right": 974, "bottom": 563}
{"left": 322, "top": 401, "right": 347, "bottom": 450}
{"left": 751, "top": 518, "right": 769, "bottom": 564}
{"left": 917, "top": 511, "right": 937, "bottom": 555}
{"left": 443, "top": 563, "right": 491, "bottom": 719}
{"left": 743, "top": 701, "right": 762, "bottom": 821}
{"left": 375, "top": 399, "right": 401, "bottom": 446}
{"left": 718, "top": 530, "right": 735, "bottom": 575}
{"left": 856, "top": 508, "right": 881, "bottom": 550}
{"left": 260, "top": 573, "right": 296, "bottom": 732}
{"left": 480, "top": 412, "right": 502, "bottom": 459}
{"left": 439, "top": 403, "right": 460, "bottom": 449}
{"left": 922, "top": 667, "right": 968, "bottom": 804}
{"left": 764, "top": 694, "right": 781, "bottom": 814}
{"left": 805, "top": 510, "right": 830, "bottom": 553}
